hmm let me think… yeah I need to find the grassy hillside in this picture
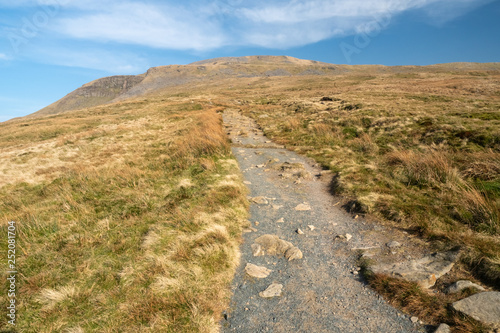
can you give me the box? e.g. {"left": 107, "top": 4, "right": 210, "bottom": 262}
{"left": 1, "top": 57, "right": 499, "bottom": 331}
{"left": 215, "top": 69, "right": 500, "bottom": 284}
{"left": 34, "top": 76, "right": 145, "bottom": 117}
{"left": 31, "top": 56, "right": 500, "bottom": 118}
{"left": 0, "top": 98, "right": 248, "bottom": 332}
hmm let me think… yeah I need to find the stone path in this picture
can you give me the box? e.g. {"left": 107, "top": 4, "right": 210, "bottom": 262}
{"left": 220, "top": 109, "right": 424, "bottom": 333}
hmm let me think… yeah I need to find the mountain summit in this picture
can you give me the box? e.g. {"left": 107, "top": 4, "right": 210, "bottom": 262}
{"left": 32, "top": 55, "right": 499, "bottom": 117}
{"left": 32, "top": 56, "right": 339, "bottom": 116}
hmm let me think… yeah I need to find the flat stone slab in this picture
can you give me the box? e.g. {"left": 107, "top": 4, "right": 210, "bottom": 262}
{"left": 245, "top": 263, "right": 272, "bottom": 279}
{"left": 452, "top": 291, "right": 500, "bottom": 326}
{"left": 259, "top": 283, "right": 283, "bottom": 298}
{"left": 371, "top": 251, "right": 460, "bottom": 288}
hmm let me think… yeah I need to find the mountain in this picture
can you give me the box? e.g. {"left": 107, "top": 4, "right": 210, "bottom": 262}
{"left": 34, "top": 75, "right": 145, "bottom": 116}
{"left": 30, "top": 56, "right": 500, "bottom": 117}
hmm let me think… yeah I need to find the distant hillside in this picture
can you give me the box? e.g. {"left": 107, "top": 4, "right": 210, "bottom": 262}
{"left": 30, "top": 56, "right": 500, "bottom": 117}
{"left": 34, "top": 75, "right": 145, "bottom": 116}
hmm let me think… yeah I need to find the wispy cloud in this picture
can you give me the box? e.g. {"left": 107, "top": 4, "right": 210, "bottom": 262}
{"left": 418, "top": 0, "right": 494, "bottom": 25}
{"left": 53, "top": 1, "right": 227, "bottom": 51}
{"left": 0, "top": 0, "right": 494, "bottom": 69}
{"left": 47, "top": 0, "right": 494, "bottom": 50}
{"left": 232, "top": 0, "right": 495, "bottom": 47}
{"left": 0, "top": 53, "right": 9, "bottom": 60}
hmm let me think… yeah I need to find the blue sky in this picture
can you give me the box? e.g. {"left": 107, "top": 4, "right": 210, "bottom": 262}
{"left": 1, "top": 0, "right": 499, "bottom": 122}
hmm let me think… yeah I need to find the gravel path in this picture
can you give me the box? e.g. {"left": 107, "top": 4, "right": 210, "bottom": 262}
{"left": 220, "top": 109, "right": 425, "bottom": 333}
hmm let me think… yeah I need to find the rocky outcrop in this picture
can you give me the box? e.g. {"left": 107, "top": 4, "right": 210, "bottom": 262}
{"left": 32, "top": 75, "right": 144, "bottom": 116}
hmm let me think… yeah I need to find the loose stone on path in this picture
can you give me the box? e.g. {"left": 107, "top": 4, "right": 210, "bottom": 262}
{"left": 245, "top": 263, "right": 272, "bottom": 279}
{"left": 251, "top": 196, "right": 269, "bottom": 205}
{"left": 259, "top": 283, "right": 283, "bottom": 298}
{"left": 295, "top": 203, "right": 311, "bottom": 211}
{"left": 251, "top": 234, "right": 303, "bottom": 261}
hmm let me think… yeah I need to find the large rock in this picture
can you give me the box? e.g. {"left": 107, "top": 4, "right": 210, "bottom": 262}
{"left": 371, "top": 251, "right": 460, "bottom": 288}
{"left": 452, "top": 292, "right": 500, "bottom": 326}
{"left": 251, "top": 235, "right": 303, "bottom": 261}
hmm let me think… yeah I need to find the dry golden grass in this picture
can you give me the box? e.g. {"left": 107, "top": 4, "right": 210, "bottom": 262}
{"left": 0, "top": 98, "right": 248, "bottom": 332}
{"left": 1, "top": 61, "right": 499, "bottom": 331}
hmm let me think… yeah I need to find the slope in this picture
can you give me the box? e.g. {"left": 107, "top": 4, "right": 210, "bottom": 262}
{"left": 29, "top": 56, "right": 500, "bottom": 118}
{"left": 0, "top": 97, "right": 248, "bottom": 332}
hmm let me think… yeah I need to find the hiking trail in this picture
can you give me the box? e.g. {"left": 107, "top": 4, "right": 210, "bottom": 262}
{"left": 220, "top": 109, "right": 425, "bottom": 332}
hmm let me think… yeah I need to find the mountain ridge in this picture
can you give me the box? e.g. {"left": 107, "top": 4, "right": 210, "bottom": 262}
{"left": 30, "top": 55, "right": 500, "bottom": 117}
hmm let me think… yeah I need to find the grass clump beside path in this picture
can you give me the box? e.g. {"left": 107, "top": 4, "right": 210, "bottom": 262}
{"left": 0, "top": 98, "right": 248, "bottom": 332}
{"left": 361, "top": 267, "right": 489, "bottom": 333}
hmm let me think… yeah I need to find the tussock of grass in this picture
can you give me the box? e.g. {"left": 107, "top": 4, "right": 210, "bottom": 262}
{"left": 0, "top": 99, "right": 247, "bottom": 332}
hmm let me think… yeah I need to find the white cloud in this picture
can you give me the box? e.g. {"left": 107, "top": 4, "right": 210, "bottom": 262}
{"left": 40, "top": 0, "right": 492, "bottom": 51}
{"left": 1, "top": 0, "right": 493, "bottom": 66}
{"left": 231, "top": 0, "right": 495, "bottom": 48}
{"left": 53, "top": 2, "right": 227, "bottom": 51}
{"left": 419, "top": 0, "right": 495, "bottom": 24}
